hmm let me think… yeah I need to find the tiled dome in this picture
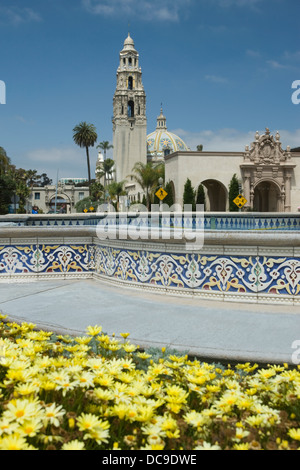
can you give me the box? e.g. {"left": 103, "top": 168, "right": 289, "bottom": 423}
{"left": 147, "top": 108, "right": 190, "bottom": 158}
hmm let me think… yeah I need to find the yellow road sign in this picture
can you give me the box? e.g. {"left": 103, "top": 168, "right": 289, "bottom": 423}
{"left": 155, "top": 188, "right": 168, "bottom": 201}
{"left": 233, "top": 194, "right": 247, "bottom": 209}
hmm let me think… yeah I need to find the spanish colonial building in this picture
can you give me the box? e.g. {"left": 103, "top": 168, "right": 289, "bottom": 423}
{"left": 111, "top": 34, "right": 300, "bottom": 212}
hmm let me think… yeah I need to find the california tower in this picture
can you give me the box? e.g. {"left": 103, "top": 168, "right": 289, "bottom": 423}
{"left": 112, "top": 34, "right": 147, "bottom": 193}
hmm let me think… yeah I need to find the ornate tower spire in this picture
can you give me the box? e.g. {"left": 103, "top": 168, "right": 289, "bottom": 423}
{"left": 156, "top": 106, "right": 167, "bottom": 131}
{"left": 112, "top": 34, "right": 147, "bottom": 189}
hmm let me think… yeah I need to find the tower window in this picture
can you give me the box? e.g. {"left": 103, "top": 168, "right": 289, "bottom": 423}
{"left": 128, "top": 100, "right": 134, "bottom": 118}
{"left": 128, "top": 76, "right": 133, "bottom": 90}
{"left": 128, "top": 57, "right": 132, "bottom": 66}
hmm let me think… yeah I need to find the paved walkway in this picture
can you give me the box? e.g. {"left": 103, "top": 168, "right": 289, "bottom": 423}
{"left": 0, "top": 279, "right": 299, "bottom": 365}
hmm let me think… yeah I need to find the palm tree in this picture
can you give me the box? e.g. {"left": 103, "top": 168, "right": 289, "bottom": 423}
{"left": 97, "top": 158, "right": 115, "bottom": 188}
{"left": 107, "top": 181, "right": 127, "bottom": 211}
{"left": 0, "top": 147, "right": 10, "bottom": 175}
{"left": 129, "top": 162, "right": 164, "bottom": 210}
{"left": 73, "top": 122, "right": 98, "bottom": 192}
{"left": 97, "top": 141, "right": 113, "bottom": 159}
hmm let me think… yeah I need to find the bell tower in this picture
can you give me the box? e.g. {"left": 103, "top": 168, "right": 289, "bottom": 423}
{"left": 112, "top": 33, "right": 147, "bottom": 189}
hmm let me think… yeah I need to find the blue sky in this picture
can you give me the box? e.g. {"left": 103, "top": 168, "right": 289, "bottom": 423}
{"left": 0, "top": 0, "right": 299, "bottom": 182}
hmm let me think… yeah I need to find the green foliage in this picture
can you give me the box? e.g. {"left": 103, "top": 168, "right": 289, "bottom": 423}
{"left": 164, "top": 181, "right": 175, "bottom": 207}
{"left": 196, "top": 184, "right": 206, "bottom": 210}
{"left": 129, "top": 161, "right": 164, "bottom": 210}
{"left": 73, "top": 122, "right": 98, "bottom": 189}
{"left": 75, "top": 197, "right": 99, "bottom": 213}
{"left": 97, "top": 141, "right": 113, "bottom": 158}
{"left": 96, "top": 158, "right": 115, "bottom": 188}
{"left": 0, "top": 175, "right": 15, "bottom": 214}
{"left": 183, "top": 178, "right": 196, "bottom": 211}
{"left": 229, "top": 174, "right": 240, "bottom": 212}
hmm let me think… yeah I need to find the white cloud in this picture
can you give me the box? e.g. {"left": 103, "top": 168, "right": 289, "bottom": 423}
{"left": 171, "top": 128, "right": 300, "bottom": 152}
{"left": 24, "top": 146, "right": 98, "bottom": 182}
{"left": 82, "top": 0, "right": 191, "bottom": 22}
{"left": 0, "top": 7, "right": 42, "bottom": 25}
{"left": 246, "top": 49, "right": 261, "bottom": 58}
{"left": 205, "top": 74, "right": 228, "bottom": 84}
{"left": 267, "top": 60, "right": 289, "bottom": 70}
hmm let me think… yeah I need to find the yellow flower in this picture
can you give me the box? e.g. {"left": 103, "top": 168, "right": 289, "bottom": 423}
{"left": 43, "top": 403, "right": 65, "bottom": 427}
{"left": 120, "top": 333, "right": 130, "bottom": 339}
{"left": 288, "top": 428, "right": 300, "bottom": 441}
{"left": 4, "top": 398, "right": 42, "bottom": 424}
{"left": 0, "top": 434, "right": 36, "bottom": 450}
{"left": 75, "top": 371, "right": 95, "bottom": 388}
{"left": 15, "top": 382, "right": 39, "bottom": 397}
{"left": 86, "top": 325, "right": 102, "bottom": 336}
{"left": 62, "top": 440, "right": 85, "bottom": 450}
{"left": 68, "top": 418, "right": 75, "bottom": 429}
{"left": 19, "top": 418, "right": 43, "bottom": 437}
{"left": 137, "top": 352, "right": 152, "bottom": 360}
{"left": 233, "top": 443, "right": 249, "bottom": 450}
{"left": 184, "top": 410, "right": 210, "bottom": 428}
{"left": 0, "top": 418, "right": 19, "bottom": 436}
{"left": 123, "top": 343, "right": 137, "bottom": 353}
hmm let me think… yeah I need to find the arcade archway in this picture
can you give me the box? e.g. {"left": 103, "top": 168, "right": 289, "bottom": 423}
{"left": 253, "top": 181, "right": 282, "bottom": 212}
{"left": 201, "top": 179, "right": 228, "bottom": 212}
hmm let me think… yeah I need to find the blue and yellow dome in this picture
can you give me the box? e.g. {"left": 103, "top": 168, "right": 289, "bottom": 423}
{"left": 147, "top": 108, "right": 190, "bottom": 158}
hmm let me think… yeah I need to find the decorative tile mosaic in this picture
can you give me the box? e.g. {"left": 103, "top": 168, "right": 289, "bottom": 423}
{"left": 0, "top": 240, "right": 299, "bottom": 301}
{"left": 94, "top": 244, "right": 300, "bottom": 297}
{"left": 0, "top": 244, "right": 91, "bottom": 275}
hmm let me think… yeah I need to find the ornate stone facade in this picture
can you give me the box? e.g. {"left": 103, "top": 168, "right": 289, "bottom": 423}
{"left": 112, "top": 34, "right": 147, "bottom": 191}
{"left": 241, "top": 129, "right": 296, "bottom": 212}
{"left": 165, "top": 129, "right": 300, "bottom": 213}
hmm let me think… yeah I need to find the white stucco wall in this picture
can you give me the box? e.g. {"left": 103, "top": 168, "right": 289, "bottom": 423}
{"left": 165, "top": 151, "right": 244, "bottom": 207}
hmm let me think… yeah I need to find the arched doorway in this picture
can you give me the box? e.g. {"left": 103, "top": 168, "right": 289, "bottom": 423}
{"left": 253, "top": 181, "right": 282, "bottom": 212}
{"left": 49, "top": 195, "right": 71, "bottom": 214}
{"left": 201, "top": 179, "right": 228, "bottom": 212}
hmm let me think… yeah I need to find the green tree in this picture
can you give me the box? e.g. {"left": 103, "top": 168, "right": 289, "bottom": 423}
{"left": 73, "top": 122, "right": 98, "bottom": 192}
{"left": 0, "top": 147, "right": 10, "bottom": 175}
{"left": 183, "top": 178, "right": 196, "bottom": 211}
{"left": 25, "top": 169, "right": 41, "bottom": 188}
{"left": 129, "top": 162, "right": 164, "bottom": 210}
{"left": 75, "top": 197, "right": 97, "bottom": 213}
{"left": 162, "top": 181, "right": 174, "bottom": 207}
{"left": 90, "top": 181, "right": 104, "bottom": 201}
{"left": 8, "top": 167, "right": 31, "bottom": 213}
{"left": 97, "top": 141, "right": 113, "bottom": 158}
{"left": 229, "top": 174, "right": 240, "bottom": 212}
{"left": 196, "top": 183, "right": 206, "bottom": 210}
{"left": 97, "top": 158, "right": 115, "bottom": 189}
{"left": 0, "top": 174, "right": 15, "bottom": 214}
{"left": 107, "top": 180, "right": 127, "bottom": 211}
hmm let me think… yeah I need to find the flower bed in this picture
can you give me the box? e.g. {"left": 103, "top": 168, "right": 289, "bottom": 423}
{"left": 0, "top": 314, "right": 300, "bottom": 450}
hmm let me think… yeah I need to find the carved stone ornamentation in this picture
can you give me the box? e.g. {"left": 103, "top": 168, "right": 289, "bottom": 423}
{"left": 241, "top": 129, "right": 295, "bottom": 212}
